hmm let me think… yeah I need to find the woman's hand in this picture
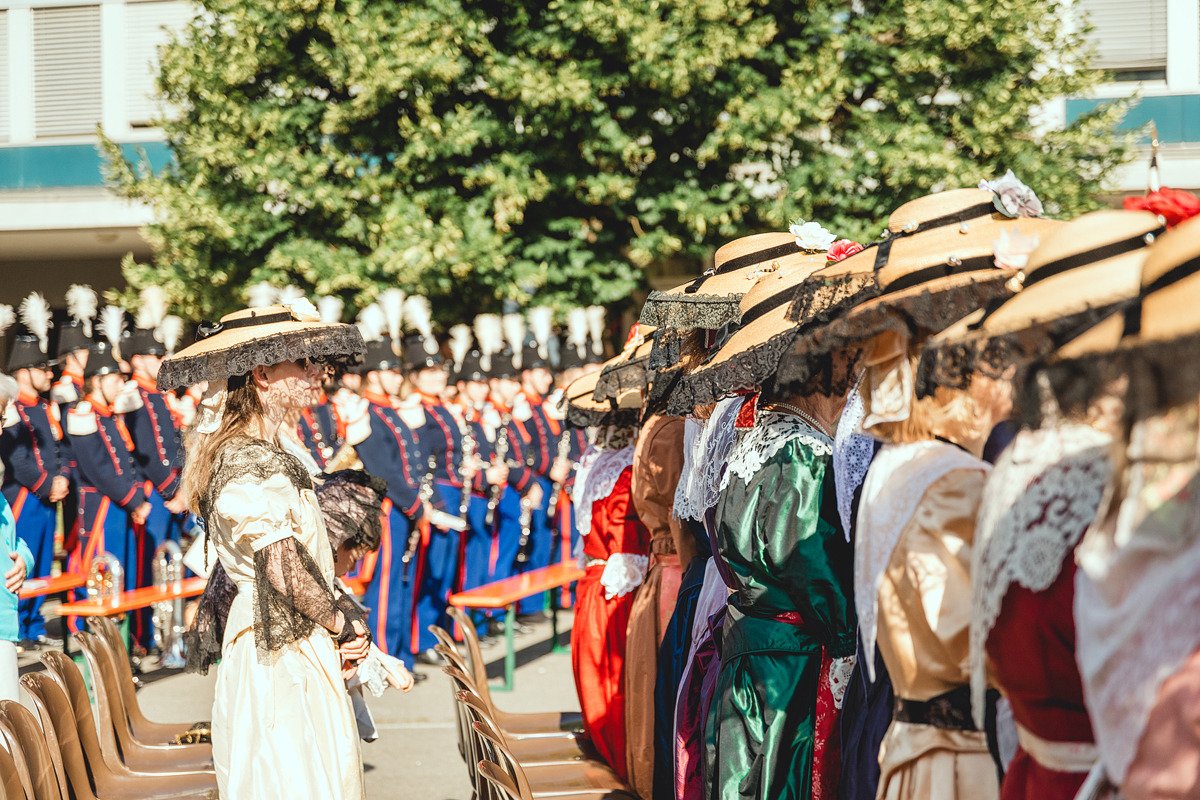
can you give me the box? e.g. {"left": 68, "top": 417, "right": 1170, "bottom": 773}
{"left": 383, "top": 660, "right": 415, "bottom": 693}
{"left": 338, "top": 619, "right": 371, "bottom": 663}
{"left": 5, "top": 553, "right": 25, "bottom": 594}
{"left": 341, "top": 662, "right": 358, "bottom": 683}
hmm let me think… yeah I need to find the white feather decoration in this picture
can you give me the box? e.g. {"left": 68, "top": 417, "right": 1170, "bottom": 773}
{"left": 502, "top": 313, "right": 526, "bottom": 369}
{"left": 448, "top": 324, "right": 472, "bottom": 372}
{"left": 527, "top": 306, "right": 554, "bottom": 360}
{"left": 18, "top": 294, "right": 52, "bottom": 352}
{"left": 586, "top": 306, "right": 606, "bottom": 357}
{"left": 473, "top": 314, "right": 503, "bottom": 372}
{"left": 158, "top": 315, "right": 185, "bottom": 355}
{"left": 247, "top": 282, "right": 279, "bottom": 308}
{"left": 357, "top": 304, "right": 386, "bottom": 342}
{"left": 0, "top": 305, "right": 15, "bottom": 339}
{"left": 65, "top": 285, "right": 99, "bottom": 337}
{"left": 316, "top": 296, "right": 344, "bottom": 324}
{"left": 136, "top": 286, "right": 169, "bottom": 331}
{"left": 566, "top": 308, "right": 589, "bottom": 357}
{"left": 99, "top": 305, "right": 126, "bottom": 354}
{"left": 278, "top": 285, "right": 306, "bottom": 304}
{"left": 403, "top": 296, "right": 437, "bottom": 354}
{"left": 379, "top": 289, "right": 406, "bottom": 345}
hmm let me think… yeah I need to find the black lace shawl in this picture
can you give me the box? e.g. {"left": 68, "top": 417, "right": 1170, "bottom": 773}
{"left": 186, "top": 438, "right": 362, "bottom": 673}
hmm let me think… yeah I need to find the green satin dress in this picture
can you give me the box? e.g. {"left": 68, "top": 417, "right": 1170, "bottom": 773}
{"left": 705, "top": 429, "right": 856, "bottom": 800}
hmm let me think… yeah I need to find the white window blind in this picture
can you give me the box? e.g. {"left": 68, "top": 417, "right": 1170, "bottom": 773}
{"left": 33, "top": 5, "right": 102, "bottom": 138}
{"left": 125, "top": 0, "right": 191, "bottom": 127}
{"left": 0, "top": 12, "right": 9, "bottom": 143}
{"left": 1077, "top": 0, "right": 1169, "bottom": 74}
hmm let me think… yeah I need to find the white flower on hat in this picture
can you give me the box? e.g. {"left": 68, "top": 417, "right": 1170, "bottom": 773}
{"left": 281, "top": 297, "right": 321, "bottom": 322}
{"left": 979, "top": 170, "right": 1044, "bottom": 219}
{"left": 789, "top": 220, "right": 837, "bottom": 253}
{"left": 992, "top": 227, "right": 1042, "bottom": 273}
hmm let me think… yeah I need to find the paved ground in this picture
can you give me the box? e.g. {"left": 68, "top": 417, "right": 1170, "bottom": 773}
{"left": 18, "top": 611, "right": 580, "bottom": 799}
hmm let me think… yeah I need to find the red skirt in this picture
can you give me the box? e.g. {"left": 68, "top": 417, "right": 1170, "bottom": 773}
{"left": 571, "top": 565, "right": 636, "bottom": 780}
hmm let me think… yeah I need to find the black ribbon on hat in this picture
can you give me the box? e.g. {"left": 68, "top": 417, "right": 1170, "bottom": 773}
{"left": 878, "top": 254, "right": 997, "bottom": 297}
{"left": 683, "top": 241, "right": 803, "bottom": 294}
{"left": 197, "top": 311, "right": 294, "bottom": 340}
{"left": 873, "top": 201, "right": 998, "bottom": 274}
{"left": 1122, "top": 251, "right": 1200, "bottom": 338}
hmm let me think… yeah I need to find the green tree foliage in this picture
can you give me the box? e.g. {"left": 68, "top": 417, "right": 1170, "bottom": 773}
{"left": 104, "top": 0, "right": 1132, "bottom": 321}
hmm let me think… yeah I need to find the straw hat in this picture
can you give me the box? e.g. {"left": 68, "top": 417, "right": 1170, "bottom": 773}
{"left": 1030, "top": 214, "right": 1200, "bottom": 422}
{"left": 920, "top": 210, "right": 1163, "bottom": 395}
{"left": 778, "top": 186, "right": 1057, "bottom": 391}
{"left": 158, "top": 299, "right": 365, "bottom": 391}
{"left": 592, "top": 325, "right": 656, "bottom": 403}
{"left": 666, "top": 252, "right": 829, "bottom": 414}
{"left": 639, "top": 232, "right": 802, "bottom": 330}
{"left": 562, "top": 358, "right": 642, "bottom": 429}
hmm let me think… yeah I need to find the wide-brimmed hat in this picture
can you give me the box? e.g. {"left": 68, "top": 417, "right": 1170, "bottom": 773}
{"left": 158, "top": 299, "right": 365, "bottom": 391}
{"left": 666, "top": 252, "right": 830, "bottom": 414}
{"left": 778, "top": 186, "right": 1055, "bottom": 391}
{"left": 562, "top": 358, "right": 642, "bottom": 429}
{"left": 639, "top": 232, "right": 803, "bottom": 330}
{"left": 592, "top": 326, "right": 656, "bottom": 403}
{"left": 920, "top": 210, "right": 1163, "bottom": 395}
{"left": 1028, "top": 214, "right": 1200, "bottom": 422}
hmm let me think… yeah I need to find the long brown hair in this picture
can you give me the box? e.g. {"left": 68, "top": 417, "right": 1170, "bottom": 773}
{"left": 180, "top": 373, "right": 266, "bottom": 517}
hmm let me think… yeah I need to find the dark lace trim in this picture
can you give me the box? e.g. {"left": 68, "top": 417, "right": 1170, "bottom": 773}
{"left": 158, "top": 326, "right": 366, "bottom": 391}
{"left": 644, "top": 367, "right": 684, "bottom": 418}
{"left": 916, "top": 302, "right": 1126, "bottom": 398}
{"left": 638, "top": 291, "right": 741, "bottom": 330}
{"left": 786, "top": 271, "right": 880, "bottom": 326}
{"left": 593, "top": 357, "right": 651, "bottom": 402}
{"left": 316, "top": 469, "right": 386, "bottom": 551}
{"left": 1018, "top": 328, "right": 1200, "bottom": 428}
{"left": 200, "top": 438, "right": 313, "bottom": 522}
{"left": 773, "top": 347, "right": 865, "bottom": 399}
{"left": 667, "top": 329, "right": 798, "bottom": 415}
{"left": 184, "top": 562, "right": 237, "bottom": 675}
{"left": 253, "top": 536, "right": 339, "bottom": 662}
{"left": 565, "top": 403, "right": 640, "bottom": 429}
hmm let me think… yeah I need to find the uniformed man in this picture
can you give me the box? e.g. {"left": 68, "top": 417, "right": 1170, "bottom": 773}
{"left": 0, "top": 294, "right": 69, "bottom": 645}
{"left": 66, "top": 335, "right": 151, "bottom": 629}
{"left": 338, "top": 333, "right": 426, "bottom": 671}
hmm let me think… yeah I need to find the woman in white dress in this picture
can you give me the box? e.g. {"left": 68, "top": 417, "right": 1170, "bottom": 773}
{"left": 162, "top": 299, "right": 370, "bottom": 799}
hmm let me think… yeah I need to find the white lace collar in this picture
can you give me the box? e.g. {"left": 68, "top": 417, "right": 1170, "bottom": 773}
{"left": 571, "top": 444, "right": 635, "bottom": 538}
{"left": 721, "top": 411, "right": 833, "bottom": 490}
{"left": 834, "top": 388, "right": 874, "bottom": 541}
{"left": 855, "top": 440, "right": 988, "bottom": 680}
{"left": 967, "top": 423, "right": 1111, "bottom": 724}
{"left": 673, "top": 396, "right": 742, "bottom": 520}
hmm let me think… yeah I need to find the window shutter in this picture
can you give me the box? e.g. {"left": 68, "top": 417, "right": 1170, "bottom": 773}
{"left": 125, "top": 0, "right": 191, "bottom": 127}
{"left": 0, "top": 12, "right": 9, "bottom": 143}
{"left": 33, "top": 5, "right": 102, "bottom": 138}
{"left": 1077, "top": 0, "right": 1169, "bottom": 73}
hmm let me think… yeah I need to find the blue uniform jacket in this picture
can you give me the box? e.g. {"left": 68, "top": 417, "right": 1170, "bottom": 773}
{"left": 66, "top": 397, "right": 148, "bottom": 529}
{"left": 354, "top": 396, "right": 425, "bottom": 523}
{"left": 0, "top": 394, "right": 70, "bottom": 507}
{"left": 124, "top": 377, "right": 183, "bottom": 499}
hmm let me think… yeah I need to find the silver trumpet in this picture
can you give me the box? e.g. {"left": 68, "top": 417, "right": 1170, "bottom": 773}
{"left": 152, "top": 540, "right": 186, "bottom": 667}
{"left": 86, "top": 553, "right": 123, "bottom": 607}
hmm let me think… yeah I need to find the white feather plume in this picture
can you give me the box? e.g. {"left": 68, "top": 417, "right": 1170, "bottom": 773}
{"left": 448, "top": 324, "right": 472, "bottom": 372}
{"left": 316, "top": 296, "right": 344, "bottom": 324}
{"left": 403, "top": 296, "right": 437, "bottom": 354}
{"left": 136, "top": 286, "right": 169, "bottom": 331}
{"left": 247, "top": 282, "right": 279, "bottom": 308}
{"left": 65, "top": 285, "right": 99, "bottom": 337}
{"left": 357, "top": 304, "right": 386, "bottom": 342}
{"left": 565, "top": 308, "right": 589, "bottom": 357}
{"left": 278, "top": 285, "right": 306, "bottom": 305}
{"left": 99, "top": 305, "right": 126, "bottom": 353}
{"left": 586, "top": 306, "right": 606, "bottom": 357}
{"left": 18, "top": 294, "right": 52, "bottom": 352}
{"left": 502, "top": 313, "right": 526, "bottom": 369}
{"left": 473, "top": 314, "right": 503, "bottom": 372}
{"left": 379, "top": 289, "right": 406, "bottom": 345}
{"left": 0, "top": 305, "right": 15, "bottom": 339}
{"left": 158, "top": 315, "right": 185, "bottom": 355}
{"left": 527, "top": 306, "right": 554, "bottom": 360}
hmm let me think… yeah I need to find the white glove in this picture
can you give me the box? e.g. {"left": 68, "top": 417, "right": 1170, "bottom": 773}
{"left": 599, "top": 553, "right": 649, "bottom": 600}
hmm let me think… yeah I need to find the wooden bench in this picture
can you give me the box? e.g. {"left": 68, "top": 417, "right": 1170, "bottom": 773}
{"left": 57, "top": 577, "right": 208, "bottom": 654}
{"left": 19, "top": 573, "right": 85, "bottom": 600}
{"left": 448, "top": 561, "right": 584, "bottom": 692}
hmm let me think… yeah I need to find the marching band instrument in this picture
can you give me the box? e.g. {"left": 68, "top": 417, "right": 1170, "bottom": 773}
{"left": 86, "top": 553, "right": 123, "bottom": 606}
{"left": 151, "top": 540, "right": 186, "bottom": 667}
{"left": 546, "top": 430, "right": 573, "bottom": 511}
{"left": 485, "top": 416, "right": 511, "bottom": 527}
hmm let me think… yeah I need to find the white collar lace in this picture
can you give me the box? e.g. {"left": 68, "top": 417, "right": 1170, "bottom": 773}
{"left": 571, "top": 444, "right": 635, "bottom": 538}
{"left": 968, "top": 422, "right": 1111, "bottom": 724}
{"left": 673, "top": 396, "right": 742, "bottom": 520}
{"left": 721, "top": 410, "right": 833, "bottom": 490}
{"left": 834, "top": 388, "right": 874, "bottom": 541}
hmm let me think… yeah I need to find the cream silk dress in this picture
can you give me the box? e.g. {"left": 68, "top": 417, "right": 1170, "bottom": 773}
{"left": 208, "top": 451, "right": 365, "bottom": 800}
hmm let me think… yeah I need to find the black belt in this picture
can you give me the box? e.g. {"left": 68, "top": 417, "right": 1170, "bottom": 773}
{"left": 894, "top": 686, "right": 992, "bottom": 732}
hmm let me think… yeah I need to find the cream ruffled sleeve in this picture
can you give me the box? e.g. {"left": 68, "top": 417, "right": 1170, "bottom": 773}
{"left": 212, "top": 472, "right": 305, "bottom": 553}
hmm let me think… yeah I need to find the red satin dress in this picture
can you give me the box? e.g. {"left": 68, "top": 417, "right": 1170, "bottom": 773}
{"left": 986, "top": 556, "right": 1094, "bottom": 800}
{"left": 570, "top": 467, "right": 649, "bottom": 781}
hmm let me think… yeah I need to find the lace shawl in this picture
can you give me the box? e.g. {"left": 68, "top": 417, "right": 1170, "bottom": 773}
{"left": 1075, "top": 402, "right": 1200, "bottom": 783}
{"left": 673, "top": 396, "right": 741, "bottom": 521}
{"left": 672, "top": 417, "right": 703, "bottom": 520}
{"left": 968, "top": 423, "right": 1111, "bottom": 724}
{"left": 571, "top": 444, "right": 635, "bottom": 539}
{"left": 855, "top": 441, "right": 989, "bottom": 680}
{"left": 721, "top": 411, "right": 832, "bottom": 490}
{"left": 833, "top": 388, "right": 874, "bottom": 541}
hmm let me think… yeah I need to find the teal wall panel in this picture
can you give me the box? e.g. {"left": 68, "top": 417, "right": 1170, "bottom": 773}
{"left": 0, "top": 140, "right": 172, "bottom": 190}
{"left": 1065, "top": 94, "right": 1200, "bottom": 143}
